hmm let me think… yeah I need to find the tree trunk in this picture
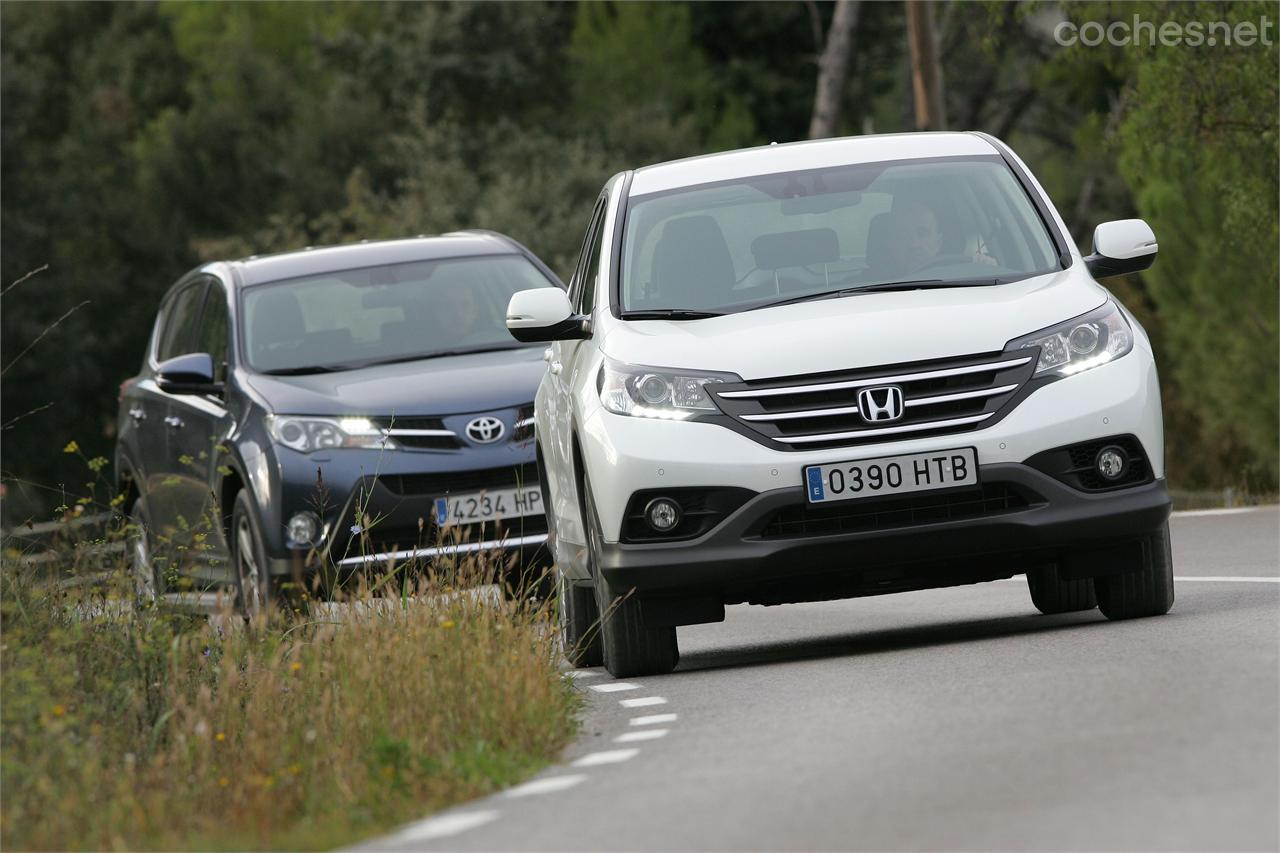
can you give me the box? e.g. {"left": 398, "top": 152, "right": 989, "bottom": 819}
{"left": 905, "top": 0, "right": 946, "bottom": 130}
{"left": 808, "top": 0, "right": 862, "bottom": 139}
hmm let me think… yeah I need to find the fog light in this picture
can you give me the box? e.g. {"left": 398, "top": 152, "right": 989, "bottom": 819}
{"left": 286, "top": 511, "right": 319, "bottom": 547}
{"left": 1095, "top": 446, "right": 1128, "bottom": 481}
{"left": 644, "top": 497, "right": 681, "bottom": 532}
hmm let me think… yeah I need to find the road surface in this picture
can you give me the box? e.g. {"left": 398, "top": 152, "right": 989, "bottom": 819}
{"left": 363, "top": 506, "right": 1279, "bottom": 852}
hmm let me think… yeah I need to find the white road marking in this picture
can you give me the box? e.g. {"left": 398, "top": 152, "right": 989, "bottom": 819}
{"left": 620, "top": 696, "right": 668, "bottom": 708}
{"left": 615, "top": 728, "right": 669, "bottom": 743}
{"left": 504, "top": 774, "right": 588, "bottom": 798}
{"left": 588, "top": 681, "right": 641, "bottom": 693}
{"left": 630, "top": 713, "right": 678, "bottom": 726}
{"left": 391, "top": 810, "right": 500, "bottom": 843}
{"left": 562, "top": 670, "right": 601, "bottom": 680}
{"left": 573, "top": 748, "right": 640, "bottom": 767}
{"left": 996, "top": 575, "right": 1278, "bottom": 584}
{"left": 1173, "top": 507, "right": 1270, "bottom": 517}
{"left": 1174, "top": 576, "right": 1280, "bottom": 583}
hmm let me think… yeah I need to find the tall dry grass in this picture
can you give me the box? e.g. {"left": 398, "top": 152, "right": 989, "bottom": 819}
{"left": 1, "top": 544, "right": 578, "bottom": 850}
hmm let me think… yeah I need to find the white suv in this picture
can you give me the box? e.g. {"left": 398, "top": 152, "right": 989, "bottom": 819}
{"left": 508, "top": 132, "right": 1172, "bottom": 677}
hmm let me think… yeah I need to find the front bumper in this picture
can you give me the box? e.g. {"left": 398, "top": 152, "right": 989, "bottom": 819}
{"left": 597, "top": 464, "right": 1170, "bottom": 604}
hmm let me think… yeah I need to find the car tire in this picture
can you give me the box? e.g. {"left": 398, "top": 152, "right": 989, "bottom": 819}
{"left": 231, "top": 490, "right": 271, "bottom": 619}
{"left": 1095, "top": 522, "right": 1175, "bottom": 620}
{"left": 560, "top": 574, "right": 603, "bottom": 668}
{"left": 1026, "top": 564, "right": 1097, "bottom": 614}
{"left": 128, "top": 497, "right": 163, "bottom": 601}
{"left": 583, "top": 476, "right": 678, "bottom": 678}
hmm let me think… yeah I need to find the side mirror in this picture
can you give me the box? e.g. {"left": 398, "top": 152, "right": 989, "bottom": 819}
{"left": 156, "top": 352, "right": 221, "bottom": 395}
{"left": 1084, "top": 219, "right": 1158, "bottom": 278}
{"left": 506, "top": 288, "right": 589, "bottom": 343}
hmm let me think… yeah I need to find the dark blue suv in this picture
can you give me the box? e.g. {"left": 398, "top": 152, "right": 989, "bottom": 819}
{"left": 115, "top": 232, "right": 562, "bottom": 613}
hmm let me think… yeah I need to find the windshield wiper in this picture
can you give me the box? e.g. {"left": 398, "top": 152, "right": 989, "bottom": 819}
{"left": 260, "top": 364, "right": 351, "bottom": 376}
{"left": 623, "top": 309, "right": 724, "bottom": 320}
{"left": 259, "top": 345, "right": 523, "bottom": 376}
{"left": 853, "top": 277, "right": 1001, "bottom": 293}
{"left": 744, "top": 278, "right": 1004, "bottom": 312}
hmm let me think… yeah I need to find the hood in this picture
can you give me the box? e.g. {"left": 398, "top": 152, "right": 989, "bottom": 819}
{"left": 244, "top": 346, "right": 545, "bottom": 416}
{"left": 601, "top": 270, "right": 1108, "bottom": 380}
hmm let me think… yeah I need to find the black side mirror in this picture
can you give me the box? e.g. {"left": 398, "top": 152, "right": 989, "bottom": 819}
{"left": 156, "top": 352, "right": 221, "bottom": 395}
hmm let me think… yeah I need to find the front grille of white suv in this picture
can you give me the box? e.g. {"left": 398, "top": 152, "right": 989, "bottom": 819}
{"left": 709, "top": 351, "right": 1037, "bottom": 450}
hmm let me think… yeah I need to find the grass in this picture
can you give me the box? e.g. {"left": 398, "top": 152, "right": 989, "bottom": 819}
{"left": 1, "top": 526, "right": 579, "bottom": 851}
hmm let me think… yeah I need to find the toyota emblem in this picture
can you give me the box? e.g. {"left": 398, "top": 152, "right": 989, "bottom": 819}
{"left": 466, "top": 416, "right": 505, "bottom": 444}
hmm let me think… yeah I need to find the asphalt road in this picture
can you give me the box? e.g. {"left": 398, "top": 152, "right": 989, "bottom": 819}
{"left": 363, "top": 507, "right": 1279, "bottom": 852}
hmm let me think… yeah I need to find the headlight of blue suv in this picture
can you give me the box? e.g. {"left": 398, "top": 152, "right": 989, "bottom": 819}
{"left": 1012, "top": 301, "right": 1134, "bottom": 378}
{"left": 598, "top": 359, "right": 741, "bottom": 419}
{"left": 266, "top": 415, "right": 393, "bottom": 452}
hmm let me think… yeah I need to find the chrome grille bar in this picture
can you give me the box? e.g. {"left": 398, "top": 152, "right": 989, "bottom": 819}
{"left": 717, "top": 356, "right": 1031, "bottom": 400}
{"left": 383, "top": 428, "right": 457, "bottom": 437}
{"left": 904, "top": 383, "right": 1021, "bottom": 408}
{"left": 772, "top": 413, "right": 994, "bottom": 444}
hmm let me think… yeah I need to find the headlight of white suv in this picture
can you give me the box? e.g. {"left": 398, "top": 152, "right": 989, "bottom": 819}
{"left": 266, "top": 415, "right": 393, "bottom": 452}
{"left": 1012, "top": 301, "right": 1134, "bottom": 378}
{"left": 598, "top": 359, "right": 740, "bottom": 419}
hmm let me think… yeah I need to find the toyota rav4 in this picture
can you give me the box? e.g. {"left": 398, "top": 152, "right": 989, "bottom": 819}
{"left": 507, "top": 132, "right": 1172, "bottom": 677}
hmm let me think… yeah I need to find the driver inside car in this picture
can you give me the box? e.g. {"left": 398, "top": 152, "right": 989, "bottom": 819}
{"left": 886, "top": 200, "right": 998, "bottom": 273}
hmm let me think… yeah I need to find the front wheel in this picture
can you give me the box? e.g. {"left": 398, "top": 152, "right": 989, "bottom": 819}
{"left": 1095, "top": 522, "right": 1175, "bottom": 619}
{"left": 560, "top": 574, "right": 603, "bottom": 668}
{"left": 231, "top": 490, "right": 271, "bottom": 619}
{"left": 584, "top": 477, "right": 677, "bottom": 678}
{"left": 128, "top": 497, "right": 162, "bottom": 601}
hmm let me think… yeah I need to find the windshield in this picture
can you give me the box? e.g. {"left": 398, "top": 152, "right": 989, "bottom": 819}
{"left": 620, "top": 155, "right": 1062, "bottom": 315}
{"left": 242, "top": 254, "right": 555, "bottom": 373}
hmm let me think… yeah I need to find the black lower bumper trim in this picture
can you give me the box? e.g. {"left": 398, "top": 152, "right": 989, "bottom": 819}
{"left": 596, "top": 463, "right": 1170, "bottom": 606}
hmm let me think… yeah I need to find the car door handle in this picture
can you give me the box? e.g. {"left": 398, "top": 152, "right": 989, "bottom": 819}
{"left": 128, "top": 408, "right": 146, "bottom": 422}
{"left": 163, "top": 415, "right": 184, "bottom": 429}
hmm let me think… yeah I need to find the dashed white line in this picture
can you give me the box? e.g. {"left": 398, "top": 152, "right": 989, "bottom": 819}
{"left": 504, "top": 774, "right": 588, "bottom": 798}
{"left": 572, "top": 748, "right": 640, "bottom": 767}
{"left": 614, "top": 728, "right": 669, "bottom": 743}
{"left": 588, "top": 681, "right": 642, "bottom": 693}
{"left": 391, "top": 809, "right": 500, "bottom": 843}
{"left": 630, "top": 712, "right": 678, "bottom": 726}
{"left": 1174, "top": 576, "right": 1279, "bottom": 583}
{"left": 1173, "top": 507, "right": 1269, "bottom": 517}
{"left": 562, "top": 669, "right": 602, "bottom": 680}
{"left": 620, "top": 696, "right": 668, "bottom": 708}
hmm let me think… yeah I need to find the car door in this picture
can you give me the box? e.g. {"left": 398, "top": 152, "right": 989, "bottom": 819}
{"left": 549, "top": 195, "right": 608, "bottom": 539}
{"left": 145, "top": 277, "right": 208, "bottom": 539}
{"left": 121, "top": 306, "right": 175, "bottom": 515}
{"left": 165, "top": 275, "right": 236, "bottom": 580}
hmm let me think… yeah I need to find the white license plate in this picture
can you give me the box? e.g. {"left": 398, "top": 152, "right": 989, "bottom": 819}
{"left": 434, "top": 486, "right": 542, "bottom": 526}
{"left": 804, "top": 447, "right": 978, "bottom": 504}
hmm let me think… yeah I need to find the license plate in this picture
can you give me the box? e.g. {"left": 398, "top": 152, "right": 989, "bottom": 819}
{"left": 434, "top": 486, "right": 542, "bottom": 526}
{"left": 804, "top": 447, "right": 978, "bottom": 504}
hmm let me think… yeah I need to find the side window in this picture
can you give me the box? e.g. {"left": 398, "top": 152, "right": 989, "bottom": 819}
{"left": 569, "top": 197, "right": 608, "bottom": 313}
{"left": 197, "top": 278, "right": 230, "bottom": 381}
{"left": 579, "top": 207, "right": 607, "bottom": 315}
{"left": 157, "top": 281, "right": 207, "bottom": 362}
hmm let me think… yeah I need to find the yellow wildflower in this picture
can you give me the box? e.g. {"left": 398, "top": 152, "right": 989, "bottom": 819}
{"left": 218, "top": 777, "right": 230, "bottom": 787}
{"left": 290, "top": 661, "right": 302, "bottom": 673}
{"left": 441, "top": 619, "right": 456, "bottom": 629}
{"left": 63, "top": 441, "right": 79, "bottom": 454}
{"left": 215, "top": 732, "right": 226, "bottom": 742}
{"left": 51, "top": 704, "right": 66, "bottom": 717}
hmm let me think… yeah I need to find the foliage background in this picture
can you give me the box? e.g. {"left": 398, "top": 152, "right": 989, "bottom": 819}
{"left": 2, "top": 0, "right": 1276, "bottom": 519}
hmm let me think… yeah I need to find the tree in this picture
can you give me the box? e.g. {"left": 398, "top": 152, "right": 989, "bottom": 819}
{"left": 904, "top": 0, "right": 945, "bottom": 130}
{"left": 809, "top": 0, "right": 862, "bottom": 139}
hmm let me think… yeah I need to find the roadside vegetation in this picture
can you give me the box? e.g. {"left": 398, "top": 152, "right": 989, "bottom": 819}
{"left": 1, "top": 497, "right": 578, "bottom": 851}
